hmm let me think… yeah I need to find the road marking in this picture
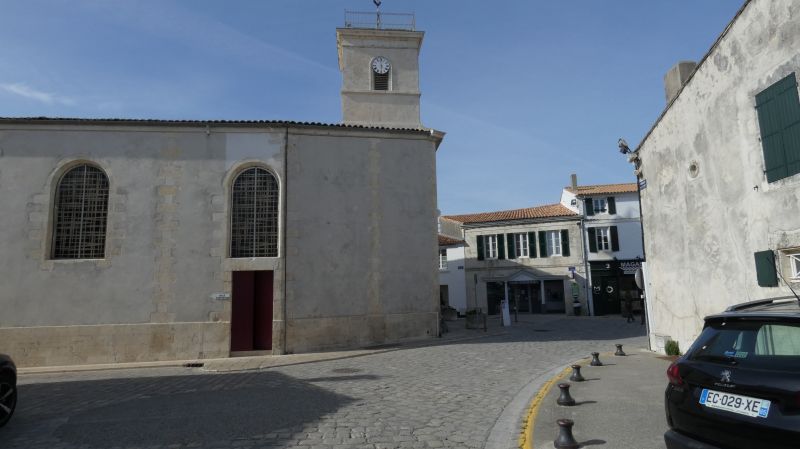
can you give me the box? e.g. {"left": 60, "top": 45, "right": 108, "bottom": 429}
{"left": 518, "top": 363, "right": 574, "bottom": 449}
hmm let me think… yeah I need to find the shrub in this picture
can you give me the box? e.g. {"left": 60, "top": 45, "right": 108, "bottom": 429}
{"left": 665, "top": 340, "right": 681, "bottom": 356}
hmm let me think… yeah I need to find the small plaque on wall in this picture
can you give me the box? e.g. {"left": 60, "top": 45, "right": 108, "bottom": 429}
{"left": 211, "top": 292, "right": 231, "bottom": 301}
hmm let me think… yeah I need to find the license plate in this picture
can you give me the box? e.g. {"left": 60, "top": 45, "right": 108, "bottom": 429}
{"left": 700, "top": 389, "right": 771, "bottom": 418}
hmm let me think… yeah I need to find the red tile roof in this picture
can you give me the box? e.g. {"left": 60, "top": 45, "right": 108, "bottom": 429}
{"left": 438, "top": 234, "right": 465, "bottom": 246}
{"left": 442, "top": 203, "right": 577, "bottom": 224}
{"left": 565, "top": 183, "right": 637, "bottom": 196}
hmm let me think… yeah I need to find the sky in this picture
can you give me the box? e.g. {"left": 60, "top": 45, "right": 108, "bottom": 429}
{"left": 0, "top": 0, "right": 745, "bottom": 215}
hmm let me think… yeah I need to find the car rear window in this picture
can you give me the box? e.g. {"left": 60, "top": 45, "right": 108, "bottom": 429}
{"left": 689, "top": 321, "right": 800, "bottom": 371}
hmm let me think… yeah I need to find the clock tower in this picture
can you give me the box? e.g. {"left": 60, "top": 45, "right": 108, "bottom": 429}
{"left": 336, "top": 13, "right": 424, "bottom": 128}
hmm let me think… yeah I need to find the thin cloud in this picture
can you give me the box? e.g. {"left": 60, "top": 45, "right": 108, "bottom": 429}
{"left": 0, "top": 82, "right": 75, "bottom": 106}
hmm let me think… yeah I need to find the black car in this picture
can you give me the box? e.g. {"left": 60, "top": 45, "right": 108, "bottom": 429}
{"left": 664, "top": 298, "right": 800, "bottom": 449}
{"left": 0, "top": 354, "right": 16, "bottom": 428}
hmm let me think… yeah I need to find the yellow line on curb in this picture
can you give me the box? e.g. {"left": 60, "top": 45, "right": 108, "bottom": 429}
{"left": 517, "top": 364, "right": 576, "bottom": 449}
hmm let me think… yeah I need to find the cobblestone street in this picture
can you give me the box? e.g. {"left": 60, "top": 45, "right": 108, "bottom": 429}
{"left": 4, "top": 316, "right": 646, "bottom": 449}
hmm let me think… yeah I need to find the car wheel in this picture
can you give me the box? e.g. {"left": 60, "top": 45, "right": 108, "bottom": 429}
{"left": 0, "top": 373, "right": 16, "bottom": 427}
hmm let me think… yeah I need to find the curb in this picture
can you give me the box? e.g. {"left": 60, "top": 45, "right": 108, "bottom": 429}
{"left": 517, "top": 359, "right": 587, "bottom": 449}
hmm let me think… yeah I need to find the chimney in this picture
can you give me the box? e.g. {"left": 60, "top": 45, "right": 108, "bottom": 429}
{"left": 570, "top": 173, "right": 578, "bottom": 190}
{"left": 664, "top": 61, "right": 697, "bottom": 104}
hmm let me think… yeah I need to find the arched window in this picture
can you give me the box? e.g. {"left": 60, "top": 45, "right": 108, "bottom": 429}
{"left": 52, "top": 164, "right": 110, "bottom": 259}
{"left": 230, "top": 167, "right": 279, "bottom": 258}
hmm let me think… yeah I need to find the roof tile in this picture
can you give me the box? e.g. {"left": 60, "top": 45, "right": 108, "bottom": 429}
{"left": 442, "top": 203, "right": 577, "bottom": 224}
{"left": 565, "top": 183, "right": 637, "bottom": 196}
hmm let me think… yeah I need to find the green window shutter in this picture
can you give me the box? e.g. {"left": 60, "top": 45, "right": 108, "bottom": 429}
{"left": 528, "top": 232, "right": 537, "bottom": 258}
{"left": 561, "top": 229, "right": 570, "bottom": 257}
{"left": 497, "top": 234, "right": 505, "bottom": 260}
{"left": 506, "top": 233, "right": 516, "bottom": 259}
{"left": 754, "top": 250, "right": 778, "bottom": 287}
{"left": 587, "top": 227, "right": 597, "bottom": 253}
{"left": 756, "top": 73, "right": 800, "bottom": 183}
{"left": 584, "top": 198, "right": 594, "bottom": 216}
{"left": 538, "top": 231, "right": 548, "bottom": 257}
{"left": 610, "top": 226, "right": 620, "bottom": 251}
{"left": 477, "top": 235, "right": 485, "bottom": 261}
{"left": 607, "top": 197, "right": 616, "bottom": 215}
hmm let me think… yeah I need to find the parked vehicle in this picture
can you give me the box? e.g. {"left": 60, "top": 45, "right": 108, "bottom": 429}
{"left": 0, "top": 354, "right": 16, "bottom": 427}
{"left": 664, "top": 298, "right": 800, "bottom": 449}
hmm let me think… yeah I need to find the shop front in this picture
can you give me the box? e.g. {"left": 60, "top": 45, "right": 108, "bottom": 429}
{"left": 590, "top": 260, "right": 642, "bottom": 316}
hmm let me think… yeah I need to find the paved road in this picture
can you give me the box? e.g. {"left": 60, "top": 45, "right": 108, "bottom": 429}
{"left": 3, "top": 316, "right": 647, "bottom": 449}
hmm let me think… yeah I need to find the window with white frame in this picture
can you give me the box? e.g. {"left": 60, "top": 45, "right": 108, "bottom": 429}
{"left": 596, "top": 227, "right": 610, "bottom": 251}
{"left": 789, "top": 252, "right": 800, "bottom": 279}
{"left": 546, "top": 230, "right": 561, "bottom": 257}
{"left": 593, "top": 198, "right": 607, "bottom": 214}
{"left": 515, "top": 233, "right": 529, "bottom": 258}
{"left": 439, "top": 248, "right": 448, "bottom": 270}
{"left": 486, "top": 234, "right": 498, "bottom": 259}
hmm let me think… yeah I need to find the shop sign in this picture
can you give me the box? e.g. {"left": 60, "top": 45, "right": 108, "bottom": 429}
{"left": 620, "top": 261, "right": 642, "bottom": 274}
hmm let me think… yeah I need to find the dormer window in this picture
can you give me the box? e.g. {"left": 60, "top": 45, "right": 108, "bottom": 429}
{"left": 371, "top": 56, "right": 391, "bottom": 91}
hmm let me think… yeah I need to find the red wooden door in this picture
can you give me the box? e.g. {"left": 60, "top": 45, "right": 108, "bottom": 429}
{"left": 231, "top": 271, "right": 273, "bottom": 352}
{"left": 253, "top": 271, "right": 273, "bottom": 350}
{"left": 231, "top": 271, "right": 255, "bottom": 352}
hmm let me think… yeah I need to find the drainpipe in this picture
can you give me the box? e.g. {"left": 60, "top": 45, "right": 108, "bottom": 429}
{"left": 579, "top": 215, "right": 594, "bottom": 316}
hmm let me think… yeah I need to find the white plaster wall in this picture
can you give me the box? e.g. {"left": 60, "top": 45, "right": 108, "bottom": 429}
{"left": 0, "top": 124, "right": 290, "bottom": 365}
{"left": 284, "top": 130, "right": 439, "bottom": 352}
{"left": 0, "top": 123, "right": 440, "bottom": 366}
{"left": 439, "top": 245, "right": 468, "bottom": 313}
{"left": 637, "top": 0, "right": 800, "bottom": 352}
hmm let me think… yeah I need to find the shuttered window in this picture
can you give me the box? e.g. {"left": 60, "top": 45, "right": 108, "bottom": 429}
{"left": 588, "top": 226, "right": 619, "bottom": 253}
{"left": 52, "top": 164, "right": 109, "bottom": 259}
{"left": 515, "top": 233, "right": 529, "bottom": 258}
{"left": 230, "top": 167, "right": 279, "bottom": 258}
{"left": 545, "top": 230, "right": 562, "bottom": 257}
{"left": 754, "top": 250, "right": 778, "bottom": 287}
{"left": 755, "top": 73, "right": 800, "bottom": 183}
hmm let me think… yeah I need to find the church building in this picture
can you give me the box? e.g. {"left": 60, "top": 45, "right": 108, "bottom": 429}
{"left": 0, "top": 13, "right": 444, "bottom": 367}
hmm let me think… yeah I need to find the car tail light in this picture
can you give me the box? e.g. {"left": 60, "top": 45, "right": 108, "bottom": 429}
{"left": 667, "top": 362, "right": 684, "bottom": 386}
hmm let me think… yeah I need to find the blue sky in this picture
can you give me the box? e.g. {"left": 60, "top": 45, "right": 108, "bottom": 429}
{"left": 0, "top": 0, "right": 743, "bottom": 215}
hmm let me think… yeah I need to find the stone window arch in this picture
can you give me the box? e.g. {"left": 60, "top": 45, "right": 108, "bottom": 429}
{"left": 51, "top": 163, "right": 110, "bottom": 259}
{"left": 230, "top": 166, "right": 279, "bottom": 258}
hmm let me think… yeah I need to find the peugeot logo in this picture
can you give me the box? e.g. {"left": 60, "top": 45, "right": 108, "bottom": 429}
{"left": 721, "top": 370, "right": 731, "bottom": 383}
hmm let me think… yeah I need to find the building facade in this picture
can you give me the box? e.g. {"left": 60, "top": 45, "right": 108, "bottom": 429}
{"left": 0, "top": 16, "right": 444, "bottom": 367}
{"left": 560, "top": 181, "right": 644, "bottom": 316}
{"left": 441, "top": 205, "right": 589, "bottom": 317}
{"left": 633, "top": 0, "right": 800, "bottom": 352}
{"left": 438, "top": 234, "right": 467, "bottom": 315}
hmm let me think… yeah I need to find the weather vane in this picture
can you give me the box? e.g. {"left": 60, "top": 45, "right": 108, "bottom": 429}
{"left": 374, "top": 0, "right": 382, "bottom": 29}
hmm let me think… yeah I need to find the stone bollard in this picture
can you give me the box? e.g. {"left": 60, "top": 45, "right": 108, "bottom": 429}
{"left": 556, "top": 383, "right": 576, "bottom": 406}
{"left": 615, "top": 344, "right": 626, "bottom": 356}
{"left": 590, "top": 352, "right": 603, "bottom": 366}
{"left": 554, "top": 418, "right": 580, "bottom": 449}
{"left": 569, "top": 365, "right": 585, "bottom": 382}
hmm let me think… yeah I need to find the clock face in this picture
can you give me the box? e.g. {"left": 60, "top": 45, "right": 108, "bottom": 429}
{"left": 371, "top": 57, "right": 391, "bottom": 75}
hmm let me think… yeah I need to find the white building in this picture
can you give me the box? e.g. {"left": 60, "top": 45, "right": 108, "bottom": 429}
{"left": 560, "top": 178, "right": 644, "bottom": 316}
{"left": 0, "top": 13, "right": 445, "bottom": 367}
{"left": 632, "top": 0, "right": 800, "bottom": 352}
{"left": 438, "top": 235, "right": 468, "bottom": 315}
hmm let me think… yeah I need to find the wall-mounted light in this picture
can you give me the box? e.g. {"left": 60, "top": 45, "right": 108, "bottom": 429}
{"left": 570, "top": 199, "right": 577, "bottom": 206}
